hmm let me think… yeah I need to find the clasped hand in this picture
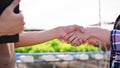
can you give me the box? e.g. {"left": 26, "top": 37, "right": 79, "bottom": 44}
{"left": 60, "top": 26, "right": 99, "bottom": 46}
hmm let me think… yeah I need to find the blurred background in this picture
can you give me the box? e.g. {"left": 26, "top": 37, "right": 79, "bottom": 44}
{"left": 16, "top": 0, "right": 120, "bottom": 68}
{"left": 20, "top": 0, "right": 120, "bottom": 30}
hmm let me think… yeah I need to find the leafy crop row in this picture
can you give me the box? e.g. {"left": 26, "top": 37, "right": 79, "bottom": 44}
{"left": 15, "top": 39, "right": 99, "bottom": 53}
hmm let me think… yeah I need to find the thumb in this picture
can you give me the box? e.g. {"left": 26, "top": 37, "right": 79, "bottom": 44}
{"left": 66, "top": 25, "right": 85, "bottom": 33}
{"left": 7, "top": 0, "right": 20, "bottom": 12}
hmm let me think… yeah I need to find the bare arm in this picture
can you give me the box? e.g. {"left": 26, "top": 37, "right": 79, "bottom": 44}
{"left": 64, "top": 27, "right": 111, "bottom": 50}
{"left": 14, "top": 25, "right": 84, "bottom": 48}
{"left": 85, "top": 27, "right": 111, "bottom": 47}
{"left": 15, "top": 29, "right": 59, "bottom": 47}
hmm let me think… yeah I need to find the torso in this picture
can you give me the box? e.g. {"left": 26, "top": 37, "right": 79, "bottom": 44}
{"left": 0, "top": 43, "right": 16, "bottom": 68}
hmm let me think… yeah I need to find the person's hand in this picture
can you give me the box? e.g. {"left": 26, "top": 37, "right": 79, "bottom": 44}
{"left": 63, "top": 29, "right": 89, "bottom": 46}
{"left": 56, "top": 25, "right": 85, "bottom": 39}
{"left": 64, "top": 30, "right": 108, "bottom": 50}
{"left": 0, "top": 0, "right": 25, "bottom": 36}
{"left": 86, "top": 37, "right": 108, "bottom": 50}
{"left": 55, "top": 25, "right": 85, "bottom": 45}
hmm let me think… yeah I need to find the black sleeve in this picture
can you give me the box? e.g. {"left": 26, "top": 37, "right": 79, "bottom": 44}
{"left": 113, "top": 15, "right": 120, "bottom": 29}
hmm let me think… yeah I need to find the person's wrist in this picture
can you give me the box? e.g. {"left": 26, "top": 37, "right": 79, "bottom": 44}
{"left": 53, "top": 27, "right": 67, "bottom": 38}
{"left": 85, "top": 28, "right": 92, "bottom": 38}
{"left": 84, "top": 28, "right": 98, "bottom": 41}
{"left": 50, "top": 27, "right": 62, "bottom": 38}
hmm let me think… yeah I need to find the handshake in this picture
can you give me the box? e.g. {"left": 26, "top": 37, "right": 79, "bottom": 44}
{"left": 55, "top": 24, "right": 109, "bottom": 50}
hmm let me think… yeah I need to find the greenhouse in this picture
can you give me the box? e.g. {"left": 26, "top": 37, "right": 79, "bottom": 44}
{"left": 0, "top": 0, "right": 119, "bottom": 68}
{"left": 16, "top": 0, "right": 119, "bottom": 68}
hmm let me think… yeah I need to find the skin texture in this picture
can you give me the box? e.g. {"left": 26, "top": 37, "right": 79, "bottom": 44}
{"left": 0, "top": 0, "right": 86, "bottom": 48}
{"left": 0, "top": 0, "right": 111, "bottom": 51}
{"left": 0, "top": 0, "right": 24, "bottom": 36}
{"left": 0, "top": 0, "right": 85, "bottom": 68}
{"left": 64, "top": 27, "right": 111, "bottom": 50}
{"left": 15, "top": 25, "right": 85, "bottom": 47}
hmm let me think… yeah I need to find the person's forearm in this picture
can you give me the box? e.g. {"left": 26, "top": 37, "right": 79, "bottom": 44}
{"left": 85, "top": 27, "right": 111, "bottom": 48}
{"left": 15, "top": 29, "right": 60, "bottom": 47}
{"left": 14, "top": 25, "right": 84, "bottom": 48}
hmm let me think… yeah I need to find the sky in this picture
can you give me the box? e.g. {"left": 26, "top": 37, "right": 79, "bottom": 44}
{"left": 20, "top": 0, "right": 120, "bottom": 29}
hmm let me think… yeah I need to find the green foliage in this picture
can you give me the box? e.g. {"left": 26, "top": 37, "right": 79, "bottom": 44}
{"left": 15, "top": 39, "right": 99, "bottom": 53}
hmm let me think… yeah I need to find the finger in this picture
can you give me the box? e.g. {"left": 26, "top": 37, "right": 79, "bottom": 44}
{"left": 65, "top": 32, "right": 77, "bottom": 44}
{"left": 7, "top": 0, "right": 20, "bottom": 12}
{"left": 9, "top": 24, "right": 24, "bottom": 33}
{"left": 67, "top": 35, "right": 76, "bottom": 44}
{"left": 58, "top": 38, "right": 66, "bottom": 43}
{"left": 77, "top": 38, "right": 82, "bottom": 46}
{"left": 7, "top": 27, "right": 23, "bottom": 35}
{"left": 78, "top": 39, "right": 84, "bottom": 45}
{"left": 83, "top": 39, "right": 87, "bottom": 43}
{"left": 67, "top": 31, "right": 80, "bottom": 44}
{"left": 76, "top": 39, "right": 83, "bottom": 46}
{"left": 71, "top": 38, "right": 79, "bottom": 46}
{"left": 64, "top": 32, "right": 75, "bottom": 41}
{"left": 77, "top": 26, "right": 85, "bottom": 33}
